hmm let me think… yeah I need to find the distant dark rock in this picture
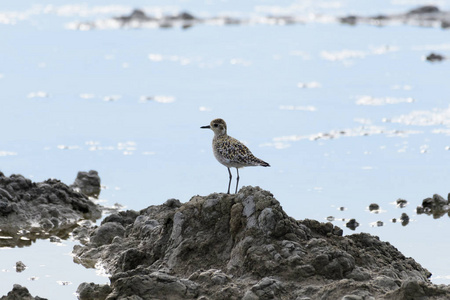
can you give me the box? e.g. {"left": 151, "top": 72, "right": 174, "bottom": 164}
{"left": 15, "top": 261, "right": 26, "bottom": 273}
{"left": 396, "top": 198, "right": 408, "bottom": 208}
{"left": 400, "top": 213, "right": 410, "bottom": 226}
{"left": 114, "top": 9, "right": 153, "bottom": 23}
{"left": 69, "top": 8, "right": 309, "bottom": 31}
{"left": 0, "top": 284, "right": 47, "bottom": 300}
{"left": 0, "top": 172, "right": 101, "bottom": 248}
{"left": 426, "top": 53, "right": 446, "bottom": 62}
{"left": 72, "top": 186, "right": 445, "bottom": 300}
{"left": 179, "top": 12, "right": 195, "bottom": 21}
{"left": 71, "top": 170, "right": 101, "bottom": 198}
{"left": 417, "top": 193, "right": 449, "bottom": 218}
{"left": 339, "top": 15, "right": 358, "bottom": 25}
{"left": 442, "top": 20, "right": 450, "bottom": 28}
{"left": 346, "top": 218, "right": 360, "bottom": 230}
{"left": 69, "top": 5, "right": 450, "bottom": 31}
{"left": 111, "top": 9, "right": 198, "bottom": 29}
{"left": 407, "top": 5, "right": 440, "bottom": 15}
{"left": 339, "top": 5, "right": 450, "bottom": 29}
{"left": 128, "top": 9, "right": 150, "bottom": 20}
{"left": 368, "top": 203, "right": 380, "bottom": 211}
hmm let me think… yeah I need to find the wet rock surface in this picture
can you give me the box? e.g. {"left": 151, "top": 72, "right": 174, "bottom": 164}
{"left": 73, "top": 186, "right": 450, "bottom": 300}
{"left": 0, "top": 172, "right": 101, "bottom": 247}
{"left": 0, "top": 284, "right": 47, "bottom": 300}
{"left": 339, "top": 5, "right": 450, "bottom": 29}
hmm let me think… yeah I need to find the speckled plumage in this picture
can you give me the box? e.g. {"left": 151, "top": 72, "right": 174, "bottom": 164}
{"left": 201, "top": 118, "right": 270, "bottom": 194}
{"left": 212, "top": 135, "right": 269, "bottom": 168}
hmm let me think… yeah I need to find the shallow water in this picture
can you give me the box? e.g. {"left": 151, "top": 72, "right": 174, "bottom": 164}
{"left": 1, "top": 1, "right": 450, "bottom": 297}
{"left": 0, "top": 239, "right": 108, "bottom": 299}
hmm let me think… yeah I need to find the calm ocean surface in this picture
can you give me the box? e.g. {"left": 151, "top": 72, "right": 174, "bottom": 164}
{"left": 1, "top": 1, "right": 450, "bottom": 298}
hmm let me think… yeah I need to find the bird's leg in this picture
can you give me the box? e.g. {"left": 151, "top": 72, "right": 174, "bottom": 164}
{"left": 235, "top": 168, "right": 240, "bottom": 194}
{"left": 227, "top": 167, "right": 232, "bottom": 194}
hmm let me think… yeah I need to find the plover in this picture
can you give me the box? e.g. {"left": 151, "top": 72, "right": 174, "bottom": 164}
{"left": 201, "top": 118, "right": 270, "bottom": 194}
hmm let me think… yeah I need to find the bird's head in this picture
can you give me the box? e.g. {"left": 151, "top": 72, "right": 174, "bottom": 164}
{"left": 201, "top": 118, "right": 227, "bottom": 136}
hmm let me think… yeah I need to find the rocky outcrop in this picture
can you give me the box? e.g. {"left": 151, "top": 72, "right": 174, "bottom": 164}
{"left": 339, "top": 5, "right": 450, "bottom": 29}
{"left": 0, "top": 172, "right": 101, "bottom": 247}
{"left": 73, "top": 186, "right": 450, "bottom": 300}
{"left": 0, "top": 284, "right": 46, "bottom": 300}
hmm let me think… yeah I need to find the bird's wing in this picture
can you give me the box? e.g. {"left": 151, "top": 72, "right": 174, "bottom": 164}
{"left": 217, "top": 137, "right": 256, "bottom": 164}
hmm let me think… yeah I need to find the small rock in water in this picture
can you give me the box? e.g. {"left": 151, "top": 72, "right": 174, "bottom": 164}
{"left": 407, "top": 5, "right": 440, "bottom": 15}
{"left": 71, "top": 170, "right": 101, "bottom": 198}
{"left": 370, "top": 221, "right": 384, "bottom": 227}
{"left": 338, "top": 5, "right": 450, "bottom": 30}
{"left": 391, "top": 218, "right": 397, "bottom": 223}
{"left": 339, "top": 15, "right": 358, "bottom": 25}
{"left": 339, "top": 206, "right": 346, "bottom": 211}
{"left": 417, "top": 194, "right": 449, "bottom": 218}
{"left": 426, "top": 53, "right": 446, "bottom": 62}
{"left": 326, "top": 216, "right": 335, "bottom": 222}
{"left": 369, "top": 203, "right": 380, "bottom": 212}
{"left": 178, "top": 11, "right": 195, "bottom": 21}
{"left": 400, "top": 213, "right": 410, "bottom": 226}
{"left": 15, "top": 261, "right": 26, "bottom": 272}
{"left": 396, "top": 198, "right": 408, "bottom": 208}
{"left": 124, "top": 9, "right": 150, "bottom": 21}
{"left": 346, "top": 218, "right": 359, "bottom": 230}
{"left": 113, "top": 9, "right": 148, "bottom": 23}
{"left": 416, "top": 206, "right": 424, "bottom": 214}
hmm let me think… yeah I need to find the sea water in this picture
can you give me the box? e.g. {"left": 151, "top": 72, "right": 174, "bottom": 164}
{"left": 1, "top": 1, "right": 450, "bottom": 298}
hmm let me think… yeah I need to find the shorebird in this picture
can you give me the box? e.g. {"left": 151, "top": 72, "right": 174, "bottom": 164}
{"left": 201, "top": 118, "right": 270, "bottom": 194}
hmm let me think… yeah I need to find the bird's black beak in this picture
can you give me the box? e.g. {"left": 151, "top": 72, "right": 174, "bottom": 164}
{"left": 201, "top": 125, "right": 210, "bottom": 129}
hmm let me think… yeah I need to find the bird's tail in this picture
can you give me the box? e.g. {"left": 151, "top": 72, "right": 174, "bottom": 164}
{"left": 249, "top": 155, "right": 270, "bottom": 167}
{"left": 259, "top": 160, "right": 270, "bottom": 167}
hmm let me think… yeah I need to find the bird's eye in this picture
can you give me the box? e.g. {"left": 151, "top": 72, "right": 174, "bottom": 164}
{"left": 213, "top": 124, "right": 218, "bottom": 127}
